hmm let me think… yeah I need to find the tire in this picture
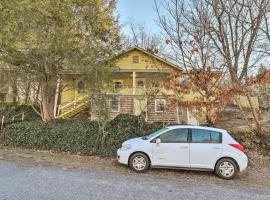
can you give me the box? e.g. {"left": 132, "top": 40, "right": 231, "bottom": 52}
{"left": 215, "top": 158, "right": 238, "bottom": 180}
{"left": 129, "top": 153, "right": 150, "bottom": 173}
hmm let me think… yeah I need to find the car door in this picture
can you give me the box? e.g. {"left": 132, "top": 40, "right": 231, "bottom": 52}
{"left": 152, "top": 128, "right": 190, "bottom": 167}
{"left": 190, "top": 129, "right": 222, "bottom": 169}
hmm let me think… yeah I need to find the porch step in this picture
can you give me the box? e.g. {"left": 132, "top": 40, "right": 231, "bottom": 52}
{"left": 56, "top": 96, "right": 90, "bottom": 119}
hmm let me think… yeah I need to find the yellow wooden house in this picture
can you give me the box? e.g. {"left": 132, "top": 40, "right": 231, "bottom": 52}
{"left": 57, "top": 46, "right": 199, "bottom": 125}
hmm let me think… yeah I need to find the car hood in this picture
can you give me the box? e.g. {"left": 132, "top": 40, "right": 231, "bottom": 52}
{"left": 122, "top": 137, "right": 145, "bottom": 146}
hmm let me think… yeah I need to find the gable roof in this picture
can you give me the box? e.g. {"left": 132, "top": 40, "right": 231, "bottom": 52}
{"left": 115, "top": 46, "right": 183, "bottom": 71}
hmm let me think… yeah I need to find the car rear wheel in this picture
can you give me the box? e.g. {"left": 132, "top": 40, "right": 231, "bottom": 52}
{"left": 129, "top": 153, "right": 150, "bottom": 173}
{"left": 215, "top": 158, "right": 238, "bottom": 179}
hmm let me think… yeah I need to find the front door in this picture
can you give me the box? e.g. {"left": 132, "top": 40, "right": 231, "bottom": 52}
{"left": 190, "top": 129, "right": 222, "bottom": 169}
{"left": 134, "top": 97, "right": 147, "bottom": 116}
{"left": 152, "top": 128, "right": 190, "bottom": 167}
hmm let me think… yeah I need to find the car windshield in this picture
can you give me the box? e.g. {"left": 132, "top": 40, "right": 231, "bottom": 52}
{"left": 145, "top": 128, "right": 168, "bottom": 139}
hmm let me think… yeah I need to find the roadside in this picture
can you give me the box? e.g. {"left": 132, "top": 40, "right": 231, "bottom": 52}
{"left": 0, "top": 145, "right": 269, "bottom": 189}
{"left": 1, "top": 160, "right": 269, "bottom": 200}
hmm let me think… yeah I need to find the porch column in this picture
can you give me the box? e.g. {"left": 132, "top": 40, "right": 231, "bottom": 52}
{"left": 53, "top": 77, "right": 61, "bottom": 118}
{"left": 176, "top": 102, "right": 180, "bottom": 124}
{"left": 132, "top": 72, "right": 136, "bottom": 95}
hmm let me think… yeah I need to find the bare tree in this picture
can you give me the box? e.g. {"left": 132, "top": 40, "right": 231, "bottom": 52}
{"left": 154, "top": 0, "right": 270, "bottom": 132}
{"left": 122, "top": 22, "right": 169, "bottom": 57}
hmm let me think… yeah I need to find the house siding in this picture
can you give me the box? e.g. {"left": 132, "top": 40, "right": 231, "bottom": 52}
{"left": 109, "top": 96, "right": 134, "bottom": 119}
{"left": 91, "top": 96, "right": 134, "bottom": 121}
{"left": 147, "top": 96, "right": 178, "bottom": 123}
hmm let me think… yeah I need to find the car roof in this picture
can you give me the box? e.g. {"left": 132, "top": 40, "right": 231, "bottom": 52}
{"left": 166, "top": 125, "right": 226, "bottom": 132}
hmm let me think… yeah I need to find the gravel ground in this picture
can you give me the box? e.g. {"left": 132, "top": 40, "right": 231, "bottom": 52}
{"left": 0, "top": 160, "right": 270, "bottom": 200}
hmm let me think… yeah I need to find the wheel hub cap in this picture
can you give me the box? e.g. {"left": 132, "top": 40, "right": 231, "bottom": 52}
{"left": 132, "top": 156, "right": 146, "bottom": 171}
{"left": 219, "top": 161, "right": 235, "bottom": 178}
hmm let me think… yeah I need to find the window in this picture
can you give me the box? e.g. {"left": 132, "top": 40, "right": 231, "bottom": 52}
{"left": 147, "top": 128, "right": 169, "bottom": 140}
{"left": 155, "top": 99, "right": 166, "bottom": 112}
{"left": 114, "top": 81, "right": 122, "bottom": 90}
{"left": 132, "top": 56, "right": 139, "bottom": 63}
{"left": 191, "top": 129, "right": 221, "bottom": 143}
{"left": 110, "top": 100, "right": 120, "bottom": 112}
{"left": 159, "top": 129, "right": 188, "bottom": 143}
{"left": 137, "top": 80, "right": 144, "bottom": 87}
{"left": 210, "top": 131, "right": 222, "bottom": 143}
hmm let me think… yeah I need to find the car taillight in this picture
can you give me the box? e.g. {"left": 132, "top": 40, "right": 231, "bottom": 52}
{"left": 229, "top": 144, "right": 244, "bottom": 152}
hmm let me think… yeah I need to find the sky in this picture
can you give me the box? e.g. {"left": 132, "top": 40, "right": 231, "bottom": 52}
{"left": 117, "top": 0, "right": 161, "bottom": 35}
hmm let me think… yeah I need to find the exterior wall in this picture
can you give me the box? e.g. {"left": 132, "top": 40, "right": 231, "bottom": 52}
{"left": 91, "top": 95, "right": 189, "bottom": 124}
{"left": 116, "top": 49, "right": 178, "bottom": 73}
{"left": 91, "top": 96, "right": 134, "bottom": 121}
{"left": 61, "top": 75, "right": 88, "bottom": 106}
{"left": 146, "top": 96, "right": 187, "bottom": 124}
{"left": 109, "top": 96, "right": 134, "bottom": 119}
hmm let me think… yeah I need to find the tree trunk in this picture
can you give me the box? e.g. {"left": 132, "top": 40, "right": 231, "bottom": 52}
{"left": 24, "top": 79, "right": 31, "bottom": 104}
{"left": 40, "top": 75, "right": 57, "bottom": 122}
{"left": 246, "top": 94, "right": 262, "bottom": 133}
{"left": 11, "top": 78, "right": 18, "bottom": 103}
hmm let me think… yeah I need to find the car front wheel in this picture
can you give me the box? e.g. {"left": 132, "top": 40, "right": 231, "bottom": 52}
{"left": 129, "top": 153, "right": 150, "bottom": 173}
{"left": 215, "top": 158, "right": 238, "bottom": 179}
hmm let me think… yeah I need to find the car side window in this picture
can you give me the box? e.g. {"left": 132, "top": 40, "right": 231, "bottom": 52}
{"left": 191, "top": 129, "right": 211, "bottom": 143}
{"left": 210, "top": 131, "right": 222, "bottom": 143}
{"left": 191, "top": 129, "right": 221, "bottom": 143}
{"left": 159, "top": 129, "right": 188, "bottom": 143}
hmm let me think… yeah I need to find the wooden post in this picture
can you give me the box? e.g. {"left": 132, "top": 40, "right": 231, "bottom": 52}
{"left": 22, "top": 112, "right": 25, "bottom": 121}
{"left": 176, "top": 102, "right": 180, "bottom": 124}
{"left": 132, "top": 72, "right": 136, "bottom": 95}
{"left": 54, "top": 77, "right": 61, "bottom": 118}
{"left": 1, "top": 116, "right": 5, "bottom": 130}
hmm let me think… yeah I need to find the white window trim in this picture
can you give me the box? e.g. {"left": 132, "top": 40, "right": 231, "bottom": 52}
{"left": 109, "top": 99, "right": 120, "bottom": 112}
{"left": 155, "top": 99, "right": 166, "bottom": 112}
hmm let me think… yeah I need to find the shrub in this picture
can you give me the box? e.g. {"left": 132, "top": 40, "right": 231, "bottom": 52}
{"left": 1, "top": 114, "right": 163, "bottom": 156}
{"left": 0, "top": 103, "right": 40, "bottom": 124}
{"left": 231, "top": 130, "right": 270, "bottom": 154}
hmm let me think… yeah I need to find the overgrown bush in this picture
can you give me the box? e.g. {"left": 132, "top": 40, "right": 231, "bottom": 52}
{"left": 1, "top": 114, "right": 163, "bottom": 156}
{"left": 231, "top": 130, "right": 270, "bottom": 155}
{"left": 0, "top": 103, "right": 40, "bottom": 124}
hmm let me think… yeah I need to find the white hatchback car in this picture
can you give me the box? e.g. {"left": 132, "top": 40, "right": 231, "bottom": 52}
{"left": 117, "top": 125, "right": 248, "bottom": 179}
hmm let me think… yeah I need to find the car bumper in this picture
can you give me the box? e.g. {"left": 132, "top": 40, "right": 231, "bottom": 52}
{"left": 238, "top": 153, "right": 248, "bottom": 172}
{"left": 117, "top": 149, "right": 130, "bottom": 165}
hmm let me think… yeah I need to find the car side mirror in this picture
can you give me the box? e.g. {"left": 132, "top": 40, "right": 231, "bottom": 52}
{"left": 156, "top": 138, "right": 161, "bottom": 144}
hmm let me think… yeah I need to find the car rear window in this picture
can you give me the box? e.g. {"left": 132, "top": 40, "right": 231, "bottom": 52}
{"left": 191, "top": 129, "right": 222, "bottom": 143}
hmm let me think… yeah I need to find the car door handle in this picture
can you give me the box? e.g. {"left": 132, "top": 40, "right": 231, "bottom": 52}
{"left": 213, "top": 147, "right": 221, "bottom": 150}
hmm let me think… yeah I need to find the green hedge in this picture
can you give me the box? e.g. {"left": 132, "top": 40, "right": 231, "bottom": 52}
{"left": 0, "top": 103, "right": 40, "bottom": 124}
{"left": 1, "top": 114, "right": 163, "bottom": 156}
{"left": 3, "top": 106, "right": 268, "bottom": 156}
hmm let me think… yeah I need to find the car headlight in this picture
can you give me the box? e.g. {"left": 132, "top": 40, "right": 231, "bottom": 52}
{"left": 121, "top": 144, "right": 132, "bottom": 151}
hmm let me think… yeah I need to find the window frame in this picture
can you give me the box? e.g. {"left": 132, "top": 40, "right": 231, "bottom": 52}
{"left": 190, "top": 129, "right": 222, "bottom": 144}
{"left": 109, "top": 99, "right": 120, "bottom": 112}
{"left": 155, "top": 99, "right": 166, "bottom": 112}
